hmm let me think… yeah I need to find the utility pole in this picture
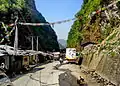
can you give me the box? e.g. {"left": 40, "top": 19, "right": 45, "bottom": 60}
{"left": 30, "top": 36, "right": 40, "bottom": 50}
{"left": 36, "top": 36, "right": 40, "bottom": 63}
{"left": 36, "top": 36, "right": 38, "bottom": 51}
{"left": 31, "top": 36, "right": 34, "bottom": 50}
{"left": 36, "top": 36, "right": 40, "bottom": 51}
{"left": 14, "top": 16, "right": 18, "bottom": 55}
{"left": 30, "top": 36, "right": 41, "bottom": 51}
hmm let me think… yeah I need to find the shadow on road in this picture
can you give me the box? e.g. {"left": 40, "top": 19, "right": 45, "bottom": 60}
{"left": 29, "top": 67, "right": 45, "bottom": 73}
{"left": 59, "top": 70, "right": 79, "bottom": 86}
{"left": 58, "top": 70, "right": 88, "bottom": 86}
{"left": 54, "top": 62, "right": 88, "bottom": 86}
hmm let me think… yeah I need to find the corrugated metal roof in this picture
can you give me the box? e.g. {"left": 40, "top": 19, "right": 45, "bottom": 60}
{"left": 0, "top": 45, "right": 26, "bottom": 56}
{"left": 0, "top": 45, "right": 52, "bottom": 57}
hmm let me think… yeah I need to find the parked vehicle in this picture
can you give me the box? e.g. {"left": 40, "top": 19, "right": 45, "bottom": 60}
{"left": 0, "top": 71, "right": 13, "bottom": 86}
{"left": 65, "top": 48, "right": 80, "bottom": 64}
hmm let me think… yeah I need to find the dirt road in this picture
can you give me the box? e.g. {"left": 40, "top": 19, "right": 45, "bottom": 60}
{"left": 12, "top": 61, "right": 82, "bottom": 86}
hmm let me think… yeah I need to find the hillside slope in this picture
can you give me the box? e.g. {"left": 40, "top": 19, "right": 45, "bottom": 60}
{"left": 0, "top": 0, "right": 59, "bottom": 51}
{"left": 67, "top": 0, "right": 120, "bottom": 85}
{"left": 67, "top": 0, "right": 120, "bottom": 50}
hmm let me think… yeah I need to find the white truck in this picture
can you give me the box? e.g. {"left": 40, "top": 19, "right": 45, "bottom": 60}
{"left": 65, "top": 48, "right": 80, "bottom": 63}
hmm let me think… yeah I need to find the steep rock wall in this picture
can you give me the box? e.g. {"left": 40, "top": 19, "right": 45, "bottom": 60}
{"left": 0, "top": 0, "right": 59, "bottom": 51}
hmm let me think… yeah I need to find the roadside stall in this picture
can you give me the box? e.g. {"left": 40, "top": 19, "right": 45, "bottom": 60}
{"left": 26, "top": 50, "right": 40, "bottom": 65}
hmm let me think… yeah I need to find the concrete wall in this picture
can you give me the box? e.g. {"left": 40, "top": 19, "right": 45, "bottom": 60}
{"left": 82, "top": 45, "right": 120, "bottom": 85}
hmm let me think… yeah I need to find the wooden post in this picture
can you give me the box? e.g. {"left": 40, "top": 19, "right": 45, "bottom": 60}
{"left": 14, "top": 16, "right": 18, "bottom": 55}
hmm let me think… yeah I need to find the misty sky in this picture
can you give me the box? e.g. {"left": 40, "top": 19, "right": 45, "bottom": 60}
{"left": 35, "top": 0, "right": 83, "bottom": 40}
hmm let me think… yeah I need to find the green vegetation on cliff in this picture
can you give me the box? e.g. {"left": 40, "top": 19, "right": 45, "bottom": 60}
{"left": 67, "top": 0, "right": 120, "bottom": 50}
{"left": 0, "top": 0, "right": 25, "bottom": 12}
{"left": 67, "top": 0, "right": 101, "bottom": 49}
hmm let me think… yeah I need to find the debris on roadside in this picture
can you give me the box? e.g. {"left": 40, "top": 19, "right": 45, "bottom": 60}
{"left": 81, "top": 68, "right": 116, "bottom": 86}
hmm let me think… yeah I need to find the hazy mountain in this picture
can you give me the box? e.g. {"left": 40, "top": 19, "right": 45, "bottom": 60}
{"left": 58, "top": 39, "right": 66, "bottom": 48}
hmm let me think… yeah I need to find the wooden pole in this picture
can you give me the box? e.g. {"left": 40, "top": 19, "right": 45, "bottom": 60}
{"left": 14, "top": 16, "right": 18, "bottom": 55}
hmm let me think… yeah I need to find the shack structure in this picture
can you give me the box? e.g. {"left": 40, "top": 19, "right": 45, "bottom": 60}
{"left": 0, "top": 45, "right": 53, "bottom": 71}
{"left": 0, "top": 45, "right": 53, "bottom": 73}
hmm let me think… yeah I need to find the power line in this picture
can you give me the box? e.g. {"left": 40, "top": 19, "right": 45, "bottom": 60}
{"left": 8, "top": 18, "right": 76, "bottom": 27}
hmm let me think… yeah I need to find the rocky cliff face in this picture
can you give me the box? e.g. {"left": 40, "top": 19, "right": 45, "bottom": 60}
{"left": 82, "top": 26, "right": 120, "bottom": 85}
{"left": 0, "top": 0, "right": 59, "bottom": 51}
{"left": 67, "top": 0, "right": 120, "bottom": 50}
{"left": 67, "top": 0, "right": 120, "bottom": 85}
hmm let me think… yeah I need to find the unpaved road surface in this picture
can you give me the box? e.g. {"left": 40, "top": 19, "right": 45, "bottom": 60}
{"left": 11, "top": 61, "right": 116, "bottom": 86}
{"left": 12, "top": 61, "right": 82, "bottom": 86}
